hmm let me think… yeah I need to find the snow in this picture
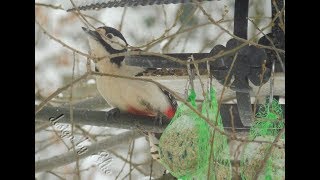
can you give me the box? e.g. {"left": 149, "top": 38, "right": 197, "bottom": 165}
{"left": 35, "top": 0, "right": 274, "bottom": 179}
{"left": 87, "top": 79, "right": 96, "bottom": 84}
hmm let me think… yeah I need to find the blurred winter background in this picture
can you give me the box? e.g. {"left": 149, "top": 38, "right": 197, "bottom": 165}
{"left": 35, "top": 0, "right": 272, "bottom": 179}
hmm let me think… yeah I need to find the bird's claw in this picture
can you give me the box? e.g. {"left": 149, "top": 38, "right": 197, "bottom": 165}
{"left": 154, "top": 114, "right": 163, "bottom": 126}
{"left": 106, "top": 108, "right": 120, "bottom": 119}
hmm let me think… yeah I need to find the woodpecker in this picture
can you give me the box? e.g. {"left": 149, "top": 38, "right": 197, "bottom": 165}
{"left": 82, "top": 26, "right": 177, "bottom": 160}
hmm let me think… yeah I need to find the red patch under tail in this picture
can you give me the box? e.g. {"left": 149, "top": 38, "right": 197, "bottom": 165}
{"left": 165, "top": 107, "right": 176, "bottom": 119}
{"left": 127, "top": 106, "right": 156, "bottom": 117}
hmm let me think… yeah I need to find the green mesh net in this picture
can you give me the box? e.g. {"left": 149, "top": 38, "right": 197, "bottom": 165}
{"left": 159, "top": 89, "right": 211, "bottom": 179}
{"left": 159, "top": 87, "right": 232, "bottom": 180}
{"left": 202, "top": 87, "right": 232, "bottom": 180}
{"left": 240, "top": 98, "right": 285, "bottom": 180}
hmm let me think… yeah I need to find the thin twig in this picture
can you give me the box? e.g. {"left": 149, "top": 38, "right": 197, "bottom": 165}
{"left": 91, "top": 71, "right": 283, "bottom": 147}
{"left": 149, "top": 158, "right": 153, "bottom": 180}
{"left": 75, "top": 124, "right": 96, "bottom": 142}
{"left": 253, "top": 128, "right": 285, "bottom": 180}
{"left": 69, "top": 0, "right": 95, "bottom": 30}
{"left": 129, "top": 139, "right": 135, "bottom": 180}
{"left": 35, "top": 131, "right": 143, "bottom": 173}
{"left": 115, "top": 142, "right": 132, "bottom": 180}
{"left": 36, "top": 16, "right": 282, "bottom": 71}
{"left": 35, "top": 19, "right": 94, "bottom": 60}
{"left": 109, "top": 149, "right": 148, "bottom": 176}
{"left": 234, "top": 140, "right": 246, "bottom": 179}
{"left": 199, "top": 30, "right": 225, "bottom": 53}
{"left": 35, "top": 2, "right": 63, "bottom": 10}
{"left": 161, "top": 5, "right": 198, "bottom": 52}
{"left": 46, "top": 171, "right": 66, "bottom": 180}
{"left": 45, "top": 123, "right": 71, "bottom": 151}
{"left": 162, "top": 5, "right": 168, "bottom": 29}
{"left": 190, "top": 55, "right": 206, "bottom": 99}
{"left": 229, "top": 107, "right": 240, "bottom": 180}
{"left": 196, "top": 2, "right": 285, "bottom": 53}
{"left": 145, "top": 6, "right": 184, "bottom": 51}
{"left": 181, "top": 31, "right": 192, "bottom": 53}
{"left": 69, "top": 52, "right": 81, "bottom": 180}
{"left": 229, "top": 106, "right": 236, "bottom": 138}
{"left": 35, "top": 2, "right": 106, "bottom": 25}
{"left": 208, "top": 52, "right": 238, "bottom": 179}
{"left": 35, "top": 138, "right": 58, "bottom": 154}
{"left": 272, "top": 0, "right": 285, "bottom": 32}
{"left": 248, "top": 18, "right": 284, "bottom": 72}
{"left": 252, "top": 61, "right": 267, "bottom": 118}
{"left": 35, "top": 121, "right": 51, "bottom": 132}
{"left": 79, "top": 13, "right": 106, "bottom": 26}
{"left": 119, "top": 7, "right": 127, "bottom": 32}
{"left": 35, "top": 73, "right": 89, "bottom": 114}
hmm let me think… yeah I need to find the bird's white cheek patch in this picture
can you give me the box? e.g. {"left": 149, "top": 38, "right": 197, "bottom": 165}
{"left": 105, "top": 37, "right": 126, "bottom": 51}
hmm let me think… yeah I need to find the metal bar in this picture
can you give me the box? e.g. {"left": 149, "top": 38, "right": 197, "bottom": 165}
{"left": 271, "top": 0, "right": 284, "bottom": 34}
{"left": 35, "top": 106, "right": 166, "bottom": 133}
{"left": 125, "top": 53, "right": 284, "bottom": 72}
{"left": 271, "top": 0, "right": 285, "bottom": 72}
{"left": 234, "top": 0, "right": 249, "bottom": 39}
{"left": 125, "top": 53, "right": 209, "bottom": 69}
{"left": 233, "top": 0, "right": 253, "bottom": 127}
{"left": 35, "top": 104, "right": 285, "bottom": 132}
{"left": 66, "top": 0, "right": 216, "bottom": 11}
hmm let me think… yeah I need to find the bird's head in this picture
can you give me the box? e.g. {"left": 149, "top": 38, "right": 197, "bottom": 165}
{"left": 82, "top": 26, "right": 127, "bottom": 66}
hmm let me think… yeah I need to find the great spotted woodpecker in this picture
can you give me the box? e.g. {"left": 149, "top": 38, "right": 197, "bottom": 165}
{"left": 82, "top": 26, "right": 177, "bottom": 160}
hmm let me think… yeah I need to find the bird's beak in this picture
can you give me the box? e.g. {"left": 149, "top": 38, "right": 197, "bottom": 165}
{"left": 82, "top": 27, "right": 100, "bottom": 40}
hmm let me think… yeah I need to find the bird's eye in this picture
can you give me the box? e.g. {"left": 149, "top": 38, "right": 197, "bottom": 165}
{"left": 106, "top": 33, "right": 113, "bottom": 39}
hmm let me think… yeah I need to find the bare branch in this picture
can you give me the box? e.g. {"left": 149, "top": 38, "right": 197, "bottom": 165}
{"left": 35, "top": 2, "right": 63, "bottom": 10}
{"left": 196, "top": 2, "right": 285, "bottom": 53}
{"left": 248, "top": 18, "right": 285, "bottom": 72}
{"left": 253, "top": 128, "right": 285, "bottom": 180}
{"left": 35, "top": 19, "right": 95, "bottom": 60}
{"left": 119, "top": 7, "right": 127, "bottom": 32}
{"left": 35, "top": 2, "right": 106, "bottom": 25}
{"left": 46, "top": 171, "right": 66, "bottom": 180}
{"left": 35, "top": 106, "right": 167, "bottom": 133}
{"left": 35, "top": 131, "right": 143, "bottom": 173}
{"left": 35, "top": 73, "right": 89, "bottom": 114}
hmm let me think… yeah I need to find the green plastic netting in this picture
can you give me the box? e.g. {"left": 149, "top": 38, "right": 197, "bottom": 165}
{"left": 159, "top": 87, "right": 232, "bottom": 179}
{"left": 240, "top": 98, "right": 285, "bottom": 180}
{"left": 202, "top": 87, "right": 232, "bottom": 180}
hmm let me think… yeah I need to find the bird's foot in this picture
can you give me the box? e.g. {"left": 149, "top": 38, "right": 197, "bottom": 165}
{"left": 105, "top": 108, "right": 120, "bottom": 119}
{"left": 154, "top": 113, "right": 164, "bottom": 126}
